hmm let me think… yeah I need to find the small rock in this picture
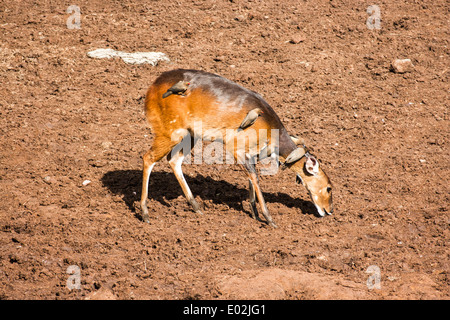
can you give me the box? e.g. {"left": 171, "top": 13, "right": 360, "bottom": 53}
{"left": 88, "top": 158, "right": 107, "bottom": 168}
{"left": 289, "top": 34, "right": 305, "bottom": 44}
{"left": 82, "top": 179, "right": 91, "bottom": 186}
{"left": 43, "top": 176, "right": 57, "bottom": 185}
{"left": 234, "top": 14, "right": 246, "bottom": 22}
{"left": 101, "top": 141, "right": 112, "bottom": 149}
{"left": 391, "top": 59, "right": 414, "bottom": 73}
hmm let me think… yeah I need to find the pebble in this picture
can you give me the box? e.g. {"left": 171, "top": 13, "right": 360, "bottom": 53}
{"left": 289, "top": 34, "right": 305, "bottom": 44}
{"left": 234, "top": 15, "right": 246, "bottom": 22}
{"left": 43, "top": 176, "right": 57, "bottom": 185}
{"left": 391, "top": 59, "right": 414, "bottom": 73}
{"left": 101, "top": 141, "right": 112, "bottom": 149}
{"left": 82, "top": 179, "right": 91, "bottom": 186}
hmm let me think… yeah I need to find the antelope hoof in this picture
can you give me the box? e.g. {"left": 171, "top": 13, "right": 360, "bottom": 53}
{"left": 191, "top": 199, "right": 203, "bottom": 215}
{"left": 141, "top": 202, "right": 150, "bottom": 223}
{"left": 269, "top": 221, "right": 278, "bottom": 228}
{"left": 142, "top": 214, "right": 150, "bottom": 223}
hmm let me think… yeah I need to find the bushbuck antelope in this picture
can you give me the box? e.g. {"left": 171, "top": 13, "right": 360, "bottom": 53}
{"left": 141, "top": 69, "right": 333, "bottom": 227}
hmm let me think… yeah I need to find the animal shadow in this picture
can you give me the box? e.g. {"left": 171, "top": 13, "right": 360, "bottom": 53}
{"left": 101, "top": 169, "right": 318, "bottom": 220}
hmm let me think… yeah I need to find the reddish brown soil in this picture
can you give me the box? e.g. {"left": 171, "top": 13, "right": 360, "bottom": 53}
{"left": 0, "top": 0, "right": 448, "bottom": 300}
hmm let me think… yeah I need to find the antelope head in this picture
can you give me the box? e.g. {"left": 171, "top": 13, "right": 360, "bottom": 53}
{"left": 284, "top": 144, "right": 333, "bottom": 217}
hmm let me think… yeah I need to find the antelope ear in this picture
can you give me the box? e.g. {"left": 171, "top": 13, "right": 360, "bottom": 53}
{"left": 305, "top": 155, "right": 319, "bottom": 175}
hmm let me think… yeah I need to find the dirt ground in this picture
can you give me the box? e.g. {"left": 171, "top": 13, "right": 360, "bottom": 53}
{"left": 0, "top": 0, "right": 448, "bottom": 300}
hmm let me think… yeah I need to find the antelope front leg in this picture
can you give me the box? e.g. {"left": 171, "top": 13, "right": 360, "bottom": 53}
{"left": 141, "top": 152, "right": 156, "bottom": 223}
{"left": 168, "top": 150, "right": 203, "bottom": 215}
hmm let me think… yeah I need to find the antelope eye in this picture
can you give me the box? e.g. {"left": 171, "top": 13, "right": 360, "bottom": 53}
{"left": 326, "top": 187, "right": 332, "bottom": 193}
